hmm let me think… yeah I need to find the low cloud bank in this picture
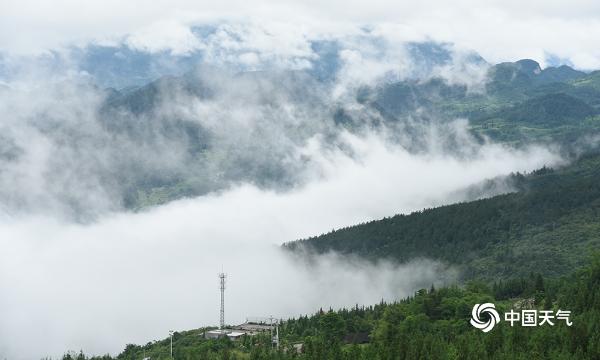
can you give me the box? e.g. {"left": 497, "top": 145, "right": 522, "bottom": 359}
{"left": 0, "top": 131, "right": 561, "bottom": 359}
{"left": 0, "top": 38, "right": 564, "bottom": 358}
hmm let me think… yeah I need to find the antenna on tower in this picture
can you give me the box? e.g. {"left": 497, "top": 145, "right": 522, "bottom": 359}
{"left": 218, "top": 272, "right": 226, "bottom": 330}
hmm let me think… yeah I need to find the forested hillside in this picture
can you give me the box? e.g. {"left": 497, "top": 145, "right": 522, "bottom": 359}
{"left": 286, "top": 153, "right": 600, "bottom": 280}
{"left": 370, "top": 59, "right": 600, "bottom": 142}
{"left": 61, "top": 153, "right": 600, "bottom": 360}
{"left": 64, "top": 254, "right": 600, "bottom": 360}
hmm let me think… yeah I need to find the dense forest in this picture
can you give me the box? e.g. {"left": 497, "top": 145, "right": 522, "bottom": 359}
{"left": 286, "top": 153, "right": 600, "bottom": 280}
{"left": 63, "top": 253, "right": 600, "bottom": 360}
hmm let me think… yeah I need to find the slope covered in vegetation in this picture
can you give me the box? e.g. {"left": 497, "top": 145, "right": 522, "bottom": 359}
{"left": 286, "top": 153, "right": 600, "bottom": 280}
{"left": 65, "top": 254, "right": 600, "bottom": 360}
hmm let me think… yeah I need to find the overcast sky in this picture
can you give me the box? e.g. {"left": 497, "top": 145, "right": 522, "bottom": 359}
{"left": 1, "top": 0, "right": 600, "bottom": 68}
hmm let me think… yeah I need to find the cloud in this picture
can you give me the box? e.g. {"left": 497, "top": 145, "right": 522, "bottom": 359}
{"left": 125, "top": 19, "right": 204, "bottom": 55}
{"left": 2, "top": 1, "right": 600, "bottom": 69}
{"left": 0, "top": 15, "right": 569, "bottom": 358}
{"left": 0, "top": 54, "right": 493, "bottom": 220}
{"left": 0, "top": 64, "right": 562, "bottom": 359}
{"left": 196, "top": 22, "right": 317, "bottom": 70}
{"left": 0, "top": 128, "right": 560, "bottom": 359}
{"left": 0, "top": 210, "right": 451, "bottom": 359}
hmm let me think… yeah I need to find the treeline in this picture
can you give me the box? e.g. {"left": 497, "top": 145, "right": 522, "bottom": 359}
{"left": 286, "top": 153, "right": 600, "bottom": 280}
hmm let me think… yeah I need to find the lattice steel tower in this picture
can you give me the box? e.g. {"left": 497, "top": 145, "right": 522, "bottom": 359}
{"left": 219, "top": 272, "right": 226, "bottom": 330}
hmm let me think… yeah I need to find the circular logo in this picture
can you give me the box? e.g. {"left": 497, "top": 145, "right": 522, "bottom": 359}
{"left": 470, "top": 303, "right": 500, "bottom": 332}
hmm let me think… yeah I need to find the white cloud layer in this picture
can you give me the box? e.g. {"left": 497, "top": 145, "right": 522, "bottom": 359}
{"left": 0, "top": 3, "right": 580, "bottom": 358}
{"left": 1, "top": 0, "right": 600, "bottom": 68}
{"left": 0, "top": 131, "right": 561, "bottom": 359}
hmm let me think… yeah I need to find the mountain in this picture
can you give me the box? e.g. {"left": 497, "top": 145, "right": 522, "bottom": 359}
{"left": 71, "top": 44, "right": 206, "bottom": 89}
{"left": 4, "top": 48, "right": 600, "bottom": 213}
{"left": 286, "top": 153, "right": 600, "bottom": 280}
{"left": 537, "top": 65, "right": 587, "bottom": 84}
{"left": 572, "top": 70, "right": 600, "bottom": 91}
{"left": 84, "top": 60, "right": 600, "bottom": 209}
{"left": 485, "top": 59, "right": 586, "bottom": 98}
{"left": 489, "top": 93, "right": 596, "bottom": 126}
{"left": 103, "top": 73, "right": 214, "bottom": 114}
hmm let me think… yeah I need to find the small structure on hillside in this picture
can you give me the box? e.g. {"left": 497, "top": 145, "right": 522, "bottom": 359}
{"left": 205, "top": 320, "right": 278, "bottom": 340}
{"left": 205, "top": 329, "right": 230, "bottom": 340}
{"left": 234, "top": 318, "right": 277, "bottom": 333}
{"left": 203, "top": 273, "right": 279, "bottom": 348}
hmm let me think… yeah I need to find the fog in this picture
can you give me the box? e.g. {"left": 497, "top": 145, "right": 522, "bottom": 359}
{"left": 3, "top": 1, "right": 600, "bottom": 69}
{"left": 0, "top": 50, "right": 489, "bottom": 220}
{"left": 0, "top": 128, "right": 561, "bottom": 358}
{"left": 0, "top": 29, "right": 566, "bottom": 359}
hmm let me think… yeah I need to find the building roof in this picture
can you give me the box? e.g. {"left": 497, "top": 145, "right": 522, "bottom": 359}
{"left": 227, "top": 331, "right": 246, "bottom": 338}
{"left": 234, "top": 322, "right": 274, "bottom": 332}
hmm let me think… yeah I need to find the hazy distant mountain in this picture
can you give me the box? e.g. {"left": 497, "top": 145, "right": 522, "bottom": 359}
{"left": 86, "top": 57, "right": 600, "bottom": 210}
{"left": 2, "top": 36, "right": 600, "bottom": 216}
{"left": 486, "top": 59, "right": 587, "bottom": 99}
{"left": 0, "top": 35, "right": 483, "bottom": 89}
